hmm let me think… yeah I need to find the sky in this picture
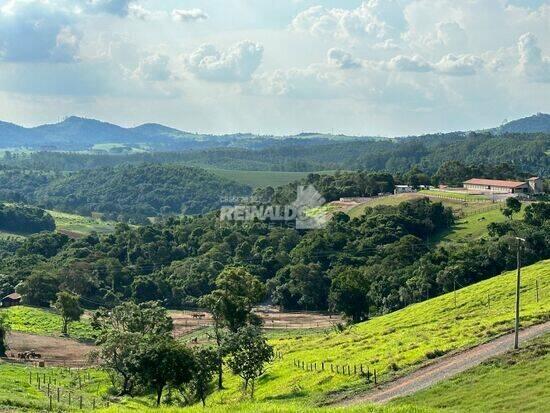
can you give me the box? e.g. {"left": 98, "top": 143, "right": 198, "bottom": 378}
{"left": 0, "top": 0, "right": 548, "bottom": 137}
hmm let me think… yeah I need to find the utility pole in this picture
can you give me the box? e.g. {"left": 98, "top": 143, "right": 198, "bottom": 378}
{"left": 514, "top": 237, "right": 526, "bottom": 350}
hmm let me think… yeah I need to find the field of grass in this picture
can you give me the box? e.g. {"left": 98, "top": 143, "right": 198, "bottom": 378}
{"left": 199, "top": 260, "right": 549, "bottom": 408}
{"left": 417, "top": 190, "right": 489, "bottom": 202}
{"left": 0, "top": 363, "right": 110, "bottom": 411}
{"left": 435, "top": 206, "right": 524, "bottom": 244}
{"left": 1, "top": 306, "right": 96, "bottom": 341}
{"left": 395, "top": 333, "right": 550, "bottom": 412}
{"left": 1, "top": 260, "right": 548, "bottom": 411}
{"left": 206, "top": 168, "right": 334, "bottom": 189}
{"left": 347, "top": 193, "right": 495, "bottom": 220}
{"left": 48, "top": 209, "right": 116, "bottom": 237}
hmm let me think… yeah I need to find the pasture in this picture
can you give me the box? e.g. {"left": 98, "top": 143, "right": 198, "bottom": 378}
{"left": 206, "top": 168, "right": 334, "bottom": 189}
{"left": 48, "top": 209, "right": 116, "bottom": 238}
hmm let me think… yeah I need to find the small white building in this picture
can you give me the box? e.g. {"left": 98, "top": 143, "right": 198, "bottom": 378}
{"left": 394, "top": 185, "right": 414, "bottom": 194}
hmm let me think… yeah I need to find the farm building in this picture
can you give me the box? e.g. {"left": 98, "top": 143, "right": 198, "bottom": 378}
{"left": 1, "top": 292, "right": 21, "bottom": 307}
{"left": 463, "top": 177, "right": 543, "bottom": 194}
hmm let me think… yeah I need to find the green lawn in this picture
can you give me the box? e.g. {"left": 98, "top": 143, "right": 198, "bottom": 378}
{"left": 1, "top": 306, "right": 96, "bottom": 341}
{"left": 48, "top": 209, "right": 116, "bottom": 237}
{"left": 395, "top": 333, "right": 550, "bottom": 412}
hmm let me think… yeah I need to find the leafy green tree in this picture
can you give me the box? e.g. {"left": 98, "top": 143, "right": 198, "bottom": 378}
{"left": 202, "top": 266, "right": 265, "bottom": 333}
{"left": 92, "top": 301, "right": 173, "bottom": 337}
{"left": 131, "top": 338, "right": 195, "bottom": 406}
{"left": 54, "top": 291, "right": 84, "bottom": 336}
{"left": 189, "top": 347, "right": 218, "bottom": 406}
{"left": 16, "top": 269, "right": 59, "bottom": 307}
{"left": 226, "top": 326, "right": 273, "bottom": 398}
{"left": 504, "top": 197, "right": 522, "bottom": 220}
{"left": 329, "top": 268, "right": 370, "bottom": 323}
{"left": 90, "top": 331, "right": 142, "bottom": 395}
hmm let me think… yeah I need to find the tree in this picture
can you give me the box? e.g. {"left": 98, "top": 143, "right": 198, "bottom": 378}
{"left": 131, "top": 338, "right": 195, "bottom": 406}
{"left": 503, "top": 197, "right": 522, "bottom": 220}
{"left": 189, "top": 347, "right": 218, "bottom": 406}
{"left": 226, "top": 326, "right": 273, "bottom": 398}
{"left": 16, "top": 269, "right": 59, "bottom": 307}
{"left": 90, "top": 331, "right": 142, "bottom": 395}
{"left": 329, "top": 268, "right": 370, "bottom": 323}
{"left": 202, "top": 266, "right": 265, "bottom": 333}
{"left": 92, "top": 301, "right": 173, "bottom": 337}
{"left": 54, "top": 291, "right": 84, "bottom": 336}
{"left": 0, "top": 313, "right": 9, "bottom": 357}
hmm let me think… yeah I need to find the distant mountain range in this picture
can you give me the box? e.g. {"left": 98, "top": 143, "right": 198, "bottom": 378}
{"left": 0, "top": 113, "right": 548, "bottom": 152}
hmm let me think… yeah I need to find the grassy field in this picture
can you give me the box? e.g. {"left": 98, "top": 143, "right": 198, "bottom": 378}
{"left": 194, "top": 260, "right": 550, "bottom": 408}
{"left": 347, "top": 193, "right": 496, "bottom": 220}
{"left": 435, "top": 206, "right": 524, "bottom": 244}
{"left": 1, "top": 306, "right": 96, "bottom": 341}
{"left": 395, "top": 333, "right": 550, "bottom": 412}
{"left": 1, "top": 260, "right": 548, "bottom": 411}
{"left": 48, "top": 209, "right": 116, "bottom": 237}
{"left": 206, "top": 168, "right": 334, "bottom": 189}
{"left": 417, "top": 190, "right": 489, "bottom": 202}
{"left": 0, "top": 363, "right": 110, "bottom": 411}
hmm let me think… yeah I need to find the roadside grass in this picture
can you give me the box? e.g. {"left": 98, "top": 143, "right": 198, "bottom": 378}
{"left": 0, "top": 362, "right": 110, "bottom": 411}
{"left": 205, "top": 168, "right": 335, "bottom": 189}
{"left": 394, "top": 333, "right": 550, "bottom": 412}
{"left": 48, "top": 209, "right": 116, "bottom": 237}
{"left": 200, "top": 260, "right": 549, "bottom": 408}
{"left": 1, "top": 306, "right": 96, "bottom": 342}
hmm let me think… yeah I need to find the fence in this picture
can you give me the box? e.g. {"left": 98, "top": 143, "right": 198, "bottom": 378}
{"left": 292, "top": 359, "right": 378, "bottom": 383}
{"left": 24, "top": 367, "right": 109, "bottom": 411}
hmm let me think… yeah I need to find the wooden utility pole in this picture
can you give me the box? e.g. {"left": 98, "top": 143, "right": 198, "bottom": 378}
{"left": 514, "top": 237, "right": 525, "bottom": 350}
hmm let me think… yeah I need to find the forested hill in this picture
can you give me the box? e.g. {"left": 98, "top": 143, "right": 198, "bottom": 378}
{"left": 3, "top": 131, "right": 548, "bottom": 175}
{"left": 31, "top": 164, "right": 251, "bottom": 223}
{"left": 496, "top": 113, "right": 550, "bottom": 134}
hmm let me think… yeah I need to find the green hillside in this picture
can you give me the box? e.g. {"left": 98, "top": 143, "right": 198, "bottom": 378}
{"left": 0, "top": 260, "right": 548, "bottom": 412}
{"left": 395, "top": 333, "right": 550, "bottom": 412}
{"left": 202, "top": 260, "right": 549, "bottom": 408}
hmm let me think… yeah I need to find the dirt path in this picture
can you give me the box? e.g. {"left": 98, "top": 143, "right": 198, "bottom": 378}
{"left": 338, "top": 321, "right": 550, "bottom": 405}
{"left": 5, "top": 332, "right": 94, "bottom": 367}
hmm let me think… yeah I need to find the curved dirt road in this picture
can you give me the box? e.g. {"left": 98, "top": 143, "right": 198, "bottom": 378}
{"left": 338, "top": 321, "right": 550, "bottom": 406}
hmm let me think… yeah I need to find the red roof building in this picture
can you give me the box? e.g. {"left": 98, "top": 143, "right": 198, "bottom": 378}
{"left": 463, "top": 178, "right": 530, "bottom": 194}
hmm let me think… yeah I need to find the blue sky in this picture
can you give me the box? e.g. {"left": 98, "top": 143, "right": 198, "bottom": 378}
{"left": 0, "top": 0, "right": 548, "bottom": 136}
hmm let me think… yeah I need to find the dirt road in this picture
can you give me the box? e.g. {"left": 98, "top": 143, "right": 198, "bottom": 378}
{"left": 338, "top": 320, "right": 550, "bottom": 405}
{"left": 6, "top": 332, "right": 94, "bottom": 367}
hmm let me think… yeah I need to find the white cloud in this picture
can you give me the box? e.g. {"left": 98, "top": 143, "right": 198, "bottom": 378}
{"left": 434, "top": 54, "right": 484, "bottom": 76}
{"left": 291, "top": 1, "right": 405, "bottom": 42}
{"left": 0, "top": 0, "right": 81, "bottom": 63}
{"left": 518, "top": 32, "right": 550, "bottom": 83}
{"left": 327, "top": 48, "right": 361, "bottom": 69}
{"left": 387, "top": 55, "right": 432, "bottom": 72}
{"left": 184, "top": 41, "right": 264, "bottom": 82}
{"left": 172, "top": 8, "right": 208, "bottom": 22}
{"left": 134, "top": 54, "right": 171, "bottom": 81}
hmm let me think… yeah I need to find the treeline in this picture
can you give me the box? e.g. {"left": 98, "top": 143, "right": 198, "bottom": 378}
{"left": 2, "top": 132, "right": 548, "bottom": 174}
{"left": 0, "top": 203, "right": 55, "bottom": 234}
{"left": 2, "top": 198, "right": 549, "bottom": 321}
{"left": 0, "top": 164, "right": 251, "bottom": 224}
